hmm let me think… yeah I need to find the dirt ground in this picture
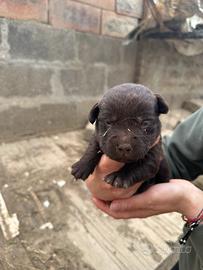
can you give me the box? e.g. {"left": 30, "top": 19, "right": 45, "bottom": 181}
{"left": 0, "top": 129, "right": 182, "bottom": 270}
{"left": 0, "top": 130, "right": 94, "bottom": 270}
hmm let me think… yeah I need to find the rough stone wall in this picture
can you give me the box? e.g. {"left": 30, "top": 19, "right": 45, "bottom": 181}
{"left": 136, "top": 40, "right": 203, "bottom": 108}
{"left": 0, "top": 0, "right": 142, "bottom": 142}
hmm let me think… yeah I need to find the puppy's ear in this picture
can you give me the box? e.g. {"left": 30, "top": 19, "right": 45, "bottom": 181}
{"left": 155, "top": 94, "right": 169, "bottom": 114}
{"left": 88, "top": 103, "right": 99, "bottom": 124}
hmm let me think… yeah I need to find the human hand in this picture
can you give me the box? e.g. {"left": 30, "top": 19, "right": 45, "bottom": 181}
{"left": 86, "top": 155, "right": 143, "bottom": 201}
{"left": 92, "top": 179, "right": 203, "bottom": 220}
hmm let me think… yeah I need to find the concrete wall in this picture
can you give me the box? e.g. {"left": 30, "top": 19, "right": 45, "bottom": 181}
{"left": 0, "top": 0, "right": 142, "bottom": 142}
{"left": 3, "top": 1, "right": 202, "bottom": 142}
{"left": 136, "top": 40, "right": 203, "bottom": 108}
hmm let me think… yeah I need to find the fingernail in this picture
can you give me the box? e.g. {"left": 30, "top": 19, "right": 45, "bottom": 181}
{"left": 110, "top": 203, "right": 119, "bottom": 211}
{"left": 92, "top": 197, "right": 97, "bottom": 203}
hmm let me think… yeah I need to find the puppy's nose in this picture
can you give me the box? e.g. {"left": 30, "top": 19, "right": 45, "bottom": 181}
{"left": 117, "top": 143, "right": 132, "bottom": 154}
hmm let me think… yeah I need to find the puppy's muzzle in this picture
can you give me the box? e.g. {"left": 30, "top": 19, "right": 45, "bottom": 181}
{"left": 117, "top": 143, "right": 132, "bottom": 155}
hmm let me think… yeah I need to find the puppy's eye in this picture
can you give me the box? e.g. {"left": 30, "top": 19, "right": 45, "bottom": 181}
{"left": 141, "top": 120, "right": 153, "bottom": 134}
{"left": 141, "top": 120, "right": 151, "bottom": 128}
{"left": 106, "top": 120, "right": 112, "bottom": 126}
{"left": 144, "top": 127, "right": 153, "bottom": 134}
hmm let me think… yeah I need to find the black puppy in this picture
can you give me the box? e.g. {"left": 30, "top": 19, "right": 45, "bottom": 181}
{"left": 71, "top": 83, "right": 170, "bottom": 189}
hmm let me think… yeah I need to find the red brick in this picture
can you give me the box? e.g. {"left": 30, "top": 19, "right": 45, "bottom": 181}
{"left": 102, "top": 10, "right": 138, "bottom": 38}
{"left": 73, "top": 0, "right": 115, "bottom": 10}
{"left": 116, "top": 0, "right": 143, "bottom": 18}
{"left": 0, "top": 0, "right": 48, "bottom": 22}
{"left": 50, "top": 0, "right": 101, "bottom": 34}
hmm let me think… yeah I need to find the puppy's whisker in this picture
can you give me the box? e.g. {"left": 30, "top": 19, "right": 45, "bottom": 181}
{"left": 127, "top": 128, "right": 132, "bottom": 132}
{"left": 102, "top": 128, "right": 110, "bottom": 137}
{"left": 102, "top": 130, "right": 108, "bottom": 137}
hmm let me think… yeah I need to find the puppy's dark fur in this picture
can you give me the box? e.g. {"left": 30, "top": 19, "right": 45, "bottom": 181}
{"left": 71, "top": 83, "right": 170, "bottom": 189}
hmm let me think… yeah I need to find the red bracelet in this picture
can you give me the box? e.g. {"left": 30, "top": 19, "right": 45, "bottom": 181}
{"left": 179, "top": 208, "right": 203, "bottom": 245}
{"left": 182, "top": 208, "right": 203, "bottom": 225}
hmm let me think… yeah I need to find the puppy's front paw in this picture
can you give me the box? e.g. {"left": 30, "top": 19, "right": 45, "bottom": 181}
{"left": 104, "top": 172, "right": 132, "bottom": 189}
{"left": 104, "top": 171, "right": 136, "bottom": 188}
{"left": 71, "top": 160, "right": 92, "bottom": 180}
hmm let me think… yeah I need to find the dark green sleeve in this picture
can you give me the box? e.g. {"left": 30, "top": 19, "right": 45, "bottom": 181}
{"left": 163, "top": 107, "right": 203, "bottom": 180}
{"left": 163, "top": 109, "right": 203, "bottom": 270}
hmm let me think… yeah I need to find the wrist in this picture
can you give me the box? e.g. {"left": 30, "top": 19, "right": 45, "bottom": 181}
{"left": 180, "top": 184, "right": 203, "bottom": 221}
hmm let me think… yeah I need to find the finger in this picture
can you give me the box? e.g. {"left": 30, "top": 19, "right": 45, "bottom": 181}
{"left": 86, "top": 155, "right": 123, "bottom": 187}
{"left": 109, "top": 181, "right": 144, "bottom": 199}
{"left": 110, "top": 191, "right": 153, "bottom": 212}
{"left": 92, "top": 197, "right": 129, "bottom": 219}
{"left": 125, "top": 181, "right": 144, "bottom": 193}
{"left": 92, "top": 197, "right": 112, "bottom": 214}
{"left": 96, "top": 155, "right": 124, "bottom": 176}
{"left": 92, "top": 197, "right": 157, "bottom": 219}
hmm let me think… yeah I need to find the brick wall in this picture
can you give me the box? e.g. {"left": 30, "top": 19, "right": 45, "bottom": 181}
{"left": 0, "top": 0, "right": 143, "bottom": 37}
{"left": 0, "top": 0, "right": 142, "bottom": 142}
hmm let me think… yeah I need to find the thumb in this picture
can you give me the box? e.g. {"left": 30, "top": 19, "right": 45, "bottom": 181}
{"left": 96, "top": 155, "right": 124, "bottom": 177}
{"left": 110, "top": 192, "right": 147, "bottom": 212}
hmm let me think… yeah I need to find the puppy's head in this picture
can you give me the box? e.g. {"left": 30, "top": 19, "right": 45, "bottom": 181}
{"left": 89, "top": 83, "right": 168, "bottom": 163}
